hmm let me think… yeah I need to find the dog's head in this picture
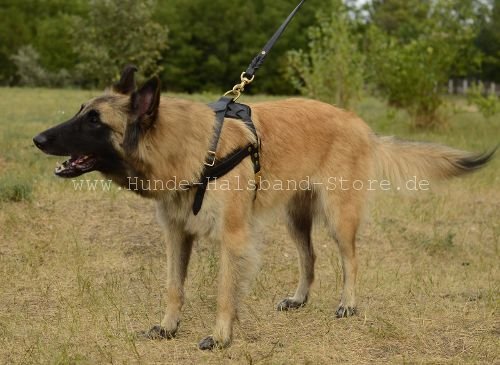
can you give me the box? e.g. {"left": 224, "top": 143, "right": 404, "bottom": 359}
{"left": 33, "top": 65, "right": 160, "bottom": 179}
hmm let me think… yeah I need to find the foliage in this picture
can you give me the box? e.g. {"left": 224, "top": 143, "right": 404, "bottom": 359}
{"left": 154, "top": 0, "right": 256, "bottom": 93}
{"left": 10, "top": 45, "right": 71, "bottom": 87}
{"left": 70, "top": 0, "right": 168, "bottom": 88}
{"left": 369, "top": 0, "right": 431, "bottom": 42}
{"left": 366, "top": 0, "right": 482, "bottom": 128}
{"left": 0, "top": 0, "right": 88, "bottom": 86}
{"left": 0, "top": 3, "right": 32, "bottom": 85}
{"left": 467, "top": 82, "right": 499, "bottom": 118}
{"left": 155, "top": 0, "right": 326, "bottom": 94}
{"left": 0, "top": 0, "right": 499, "bottom": 102}
{"left": 0, "top": 0, "right": 328, "bottom": 92}
{"left": 34, "top": 14, "right": 80, "bottom": 74}
{"left": 285, "top": 0, "right": 364, "bottom": 108}
{"left": 9, "top": 46, "right": 48, "bottom": 87}
{"left": 475, "top": 0, "right": 500, "bottom": 82}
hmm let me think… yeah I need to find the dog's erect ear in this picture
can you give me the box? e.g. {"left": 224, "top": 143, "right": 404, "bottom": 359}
{"left": 113, "top": 64, "right": 138, "bottom": 95}
{"left": 131, "top": 76, "right": 161, "bottom": 128}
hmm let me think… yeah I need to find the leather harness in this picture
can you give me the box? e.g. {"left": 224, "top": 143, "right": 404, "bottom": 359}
{"left": 192, "top": 96, "right": 260, "bottom": 215}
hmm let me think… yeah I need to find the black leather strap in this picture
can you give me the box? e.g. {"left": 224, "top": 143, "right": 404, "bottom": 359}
{"left": 192, "top": 143, "right": 260, "bottom": 215}
{"left": 244, "top": 0, "right": 306, "bottom": 79}
{"left": 226, "top": 102, "right": 257, "bottom": 137}
{"left": 193, "top": 100, "right": 261, "bottom": 215}
{"left": 205, "top": 96, "right": 234, "bottom": 166}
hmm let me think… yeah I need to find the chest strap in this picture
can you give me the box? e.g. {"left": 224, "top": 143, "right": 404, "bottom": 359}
{"left": 192, "top": 97, "right": 261, "bottom": 215}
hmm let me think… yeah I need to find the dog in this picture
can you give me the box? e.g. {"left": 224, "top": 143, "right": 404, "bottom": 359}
{"left": 33, "top": 65, "right": 494, "bottom": 350}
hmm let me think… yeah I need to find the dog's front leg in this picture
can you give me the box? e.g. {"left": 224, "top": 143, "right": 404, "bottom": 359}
{"left": 198, "top": 222, "right": 257, "bottom": 350}
{"left": 145, "top": 223, "right": 194, "bottom": 339}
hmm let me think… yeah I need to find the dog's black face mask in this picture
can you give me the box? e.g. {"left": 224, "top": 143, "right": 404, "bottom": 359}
{"left": 33, "top": 65, "right": 161, "bottom": 180}
{"left": 33, "top": 105, "right": 122, "bottom": 178}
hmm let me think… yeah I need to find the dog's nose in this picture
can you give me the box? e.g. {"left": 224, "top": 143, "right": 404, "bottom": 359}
{"left": 33, "top": 134, "right": 48, "bottom": 150}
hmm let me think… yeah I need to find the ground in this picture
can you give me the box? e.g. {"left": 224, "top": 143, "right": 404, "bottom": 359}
{"left": 0, "top": 88, "right": 498, "bottom": 364}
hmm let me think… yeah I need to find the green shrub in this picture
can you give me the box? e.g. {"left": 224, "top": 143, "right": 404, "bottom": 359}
{"left": 467, "top": 82, "right": 499, "bottom": 119}
{"left": 366, "top": 0, "right": 482, "bottom": 128}
{"left": 10, "top": 45, "right": 72, "bottom": 87}
{"left": 285, "top": 0, "right": 364, "bottom": 108}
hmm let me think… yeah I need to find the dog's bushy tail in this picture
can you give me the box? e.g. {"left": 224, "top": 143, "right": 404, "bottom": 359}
{"left": 373, "top": 136, "right": 496, "bottom": 186}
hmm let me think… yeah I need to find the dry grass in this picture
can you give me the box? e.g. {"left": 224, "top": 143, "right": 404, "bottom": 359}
{"left": 0, "top": 88, "right": 498, "bottom": 364}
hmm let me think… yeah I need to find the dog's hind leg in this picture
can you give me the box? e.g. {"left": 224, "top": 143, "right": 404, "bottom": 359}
{"left": 320, "top": 189, "right": 363, "bottom": 318}
{"left": 277, "top": 191, "right": 316, "bottom": 311}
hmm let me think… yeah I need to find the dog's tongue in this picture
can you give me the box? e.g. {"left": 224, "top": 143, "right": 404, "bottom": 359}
{"left": 55, "top": 155, "right": 97, "bottom": 178}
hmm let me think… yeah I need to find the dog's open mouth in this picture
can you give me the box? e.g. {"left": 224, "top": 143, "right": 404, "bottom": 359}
{"left": 55, "top": 155, "right": 98, "bottom": 178}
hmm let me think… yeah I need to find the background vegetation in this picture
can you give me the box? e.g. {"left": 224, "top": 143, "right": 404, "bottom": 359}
{"left": 1, "top": 0, "right": 499, "bottom": 126}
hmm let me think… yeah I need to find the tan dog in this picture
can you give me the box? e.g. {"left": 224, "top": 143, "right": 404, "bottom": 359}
{"left": 33, "top": 66, "right": 494, "bottom": 349}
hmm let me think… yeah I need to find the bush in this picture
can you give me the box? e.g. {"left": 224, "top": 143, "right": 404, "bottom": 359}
{"left": 10, "top": 45, "right": 72, "bottom": 87}
{"left": 10, "top": 45, "right": 49, "bottom": 87}
{"left": 366, "top": 0, "right": 482, "bottom": 128}
{"left": 285, "top": 0, "right": 364, "bottom": 108}
{"left": 367, "top": 30, "right": 450, "bottom": 128}
{"left": 467, "top": 82, "right": 499, "bottom": 119}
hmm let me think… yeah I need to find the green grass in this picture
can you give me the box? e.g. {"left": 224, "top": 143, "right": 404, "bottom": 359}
{"left": 0, "top": 87, "right": 498, "bottom": 364}
{"left": 0, "top": 174, "right": 33, "bottom": 202}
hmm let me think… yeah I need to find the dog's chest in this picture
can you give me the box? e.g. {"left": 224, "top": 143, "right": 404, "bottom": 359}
{"left": 156, "top": 192, "right": 223, "bottom": 240}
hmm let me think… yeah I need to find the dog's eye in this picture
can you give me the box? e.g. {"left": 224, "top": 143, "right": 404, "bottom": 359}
{"left": 87, "top": 110, "right": 101, "bottom": 124}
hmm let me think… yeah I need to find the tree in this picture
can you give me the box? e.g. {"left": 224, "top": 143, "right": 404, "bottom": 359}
{"left": 1, "top": 0, "right": 330, "bottom": 92}
{"left": 71, "top": 0, "right": 168, "bottom": 88}
{"left": 0, "top": 0, "right": 88, "bottom": 86}
{"left": 285, "top": 0, "right": 364, "bottom": 108}
{"left": 475, "top": 0, "right": 500, "bottom": 82}
{"left": 154, "top": 0, "right": 256, "bottom": 93}
{"left": 0, "top": 4, "right": 33, "bottom": 85}
{"left": 155, "top": 0, "right": 326, "bottom": 94}
{"left": 369, "top": 0, "right": 431, "bottom": 42}
{"left": 367, "top": 0, "right": 482, "bottom": 128}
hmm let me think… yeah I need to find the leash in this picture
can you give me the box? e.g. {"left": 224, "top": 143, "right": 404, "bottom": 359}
{"left": 224, "top": 0, "right": 307, "bottom": 101}
{"left": 193, "top": 0, "right": 306, "bottom": 215}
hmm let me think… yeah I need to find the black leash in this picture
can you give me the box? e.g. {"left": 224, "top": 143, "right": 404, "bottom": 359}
{"left": 193, "top": 0, "right": 306, "bottom": 215}
{"left": 244, "top": 0, "right": 307, "bottom": 80}
{"left": 224, "top": 0, "right": 307, "bottom": 101}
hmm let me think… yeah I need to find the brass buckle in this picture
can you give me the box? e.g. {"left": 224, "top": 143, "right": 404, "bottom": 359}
{"left": 223, "top": 73, "right": 255, "bottom": 101}
{"left": 240, "top": 72, "right": 255, "bottom": 84}
{"left": 223, "top": 89, "right": 241, "bottom": 101}
{"left": 204, "top": 151, "right": 216, "bottom": 167}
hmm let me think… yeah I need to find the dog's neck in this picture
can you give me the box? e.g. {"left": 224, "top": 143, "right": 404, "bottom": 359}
{"left": 109, "top": 97, "right": 253, "bottom": 199}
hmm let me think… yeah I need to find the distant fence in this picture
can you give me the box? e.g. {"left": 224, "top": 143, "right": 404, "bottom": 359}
{"left": 448, "top": 79, "right": 499, "bottom": 96}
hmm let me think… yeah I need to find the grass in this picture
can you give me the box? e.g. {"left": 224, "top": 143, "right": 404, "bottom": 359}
{"left": 0, "top": 87, "right": 498, "bottom": 364}
{"left": 0, "top": 174, "right": 33, "bottom": 202}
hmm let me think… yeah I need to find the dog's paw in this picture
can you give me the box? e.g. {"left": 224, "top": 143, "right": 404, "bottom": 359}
{"left": 198, "top": 335, "right": 222, "bottom": 351}
{"left": 276, "top": 297, "right": 307, "bottom": 311}
{"left": 335, "top": 305, "right": 357, "bottom": 318}
{"left": 139, "top": 325, "right": 176, "bottom": 340}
